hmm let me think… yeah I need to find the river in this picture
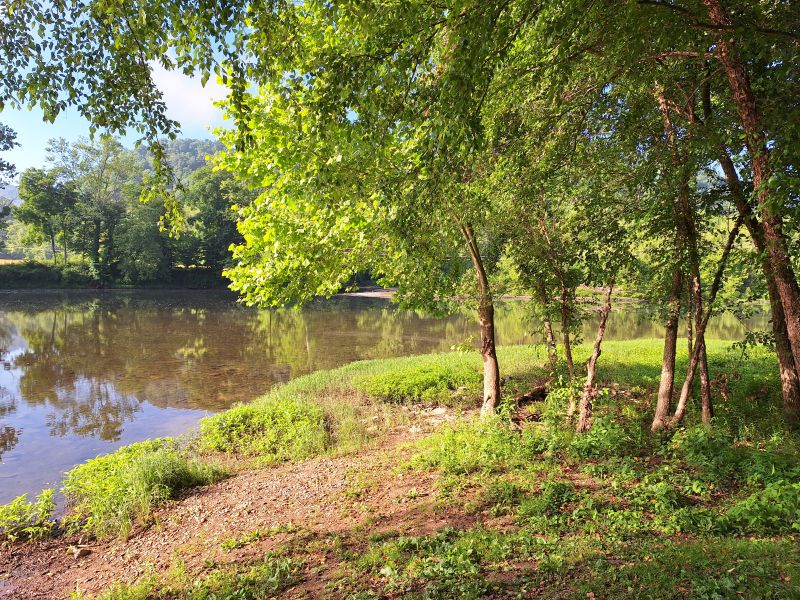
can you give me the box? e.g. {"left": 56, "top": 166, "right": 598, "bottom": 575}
{"left": 0, "top": 290, "right": 767, "bottom": 503}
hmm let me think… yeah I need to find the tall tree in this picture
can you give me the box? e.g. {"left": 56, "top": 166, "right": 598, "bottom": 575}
{"left": 15, "top": 168, "right": 77, "bottom": 262}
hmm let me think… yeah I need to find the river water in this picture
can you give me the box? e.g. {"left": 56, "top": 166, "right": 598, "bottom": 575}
{"left": 0, "top": 290, "right": 766, "bottom": 503}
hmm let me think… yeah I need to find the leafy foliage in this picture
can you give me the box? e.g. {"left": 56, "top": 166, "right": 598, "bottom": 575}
{"left": 0, "top": 489, "right": 55, "bottom": 542}
{"left": 355, "top": 357, "right": 481, "bottom": 405}
{"left": 199, "top": 397, "right": 328, "bottom": 461}
{"left": 62, "top": 439, "right": 226, "bottom": 538}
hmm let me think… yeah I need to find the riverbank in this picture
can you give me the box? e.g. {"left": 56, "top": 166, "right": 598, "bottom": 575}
{"left": 0, "top": 262, "right": 228, "bottom": 290}
{"left": 2, "top": 341, "right": 799, "bottom": 598}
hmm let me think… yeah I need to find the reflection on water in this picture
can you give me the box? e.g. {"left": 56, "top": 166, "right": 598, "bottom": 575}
{"left": 0, "top": 290, "right": 767, "bottom": 503}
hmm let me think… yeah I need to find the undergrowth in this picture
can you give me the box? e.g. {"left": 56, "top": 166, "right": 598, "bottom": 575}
{"left": 62, "top": 439, "right": 226, "bottom": 539}
{"left": 5, "top": 340, "right": 800, "bottom": 598}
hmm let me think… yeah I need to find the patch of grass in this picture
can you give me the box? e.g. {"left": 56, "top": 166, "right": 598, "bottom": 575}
{"left": 220, "top": 523, "right": 301, "bottom": 551}
{"left": 95, "top": 555, "right": 303, "bottom": 599}
{"left": 0, "top": 489, "right": 55, "bottom": 542}
{"left": 571, "top": 537, "right": 800, "bottom": 599}
{"left": 199, "top": 397, "right": 328, "bottom": 461}
{"left": 354, "top": 354, "right": 481, "bottom": 404}
{"left": 412, "top": 416, "right": 549, "bottom": 475}
{"left": 62, "top": 439, "right": 226, "bottom": 539}
{"left": 355, "top": 525, "right": 562, "bottom": 597}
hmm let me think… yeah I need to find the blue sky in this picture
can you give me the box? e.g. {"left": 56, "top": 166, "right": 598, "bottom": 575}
{"left": 1, "top": 66, "right": 228, "bottom": 178}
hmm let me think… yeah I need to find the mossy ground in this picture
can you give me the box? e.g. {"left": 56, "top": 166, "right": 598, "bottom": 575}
{"left": 3, "top": 339, "right": 799, "bottom": 598}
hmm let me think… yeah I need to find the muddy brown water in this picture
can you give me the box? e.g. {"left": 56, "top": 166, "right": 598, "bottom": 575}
{"left": 0, "top": 289, "right": 766, "bottom": 503}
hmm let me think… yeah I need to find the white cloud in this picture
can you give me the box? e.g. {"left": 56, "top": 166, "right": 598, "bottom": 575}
{"left": 150, "top": 64, "right": 228, "bottom": 133}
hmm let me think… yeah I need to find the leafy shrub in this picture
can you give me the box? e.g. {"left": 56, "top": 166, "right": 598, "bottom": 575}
{"left": 97, "top": 555, "right": 303, "bottom": 599}
{"left": 483, "top": 479, "right": 526, "bottom": 516}
{"left": 737, "top": 448, "right": 800, "bottom": 487}
{"left": 60, "top": 263, "right": 97, "bottom": 286}
{"left": 625, "top": 480, "right": 684, "bottom": 515}
{"left": 518, "top": 479, "right": 576, "bottom": 519}
{"left": 355, "top": 359, "right": 480, "bottom": 405}
{"left": 540, "top": 383, "right": 577, "bottom": 426}
{"left": 413, "top": 417, "right": 545, "bottom": 474}
{"left": 199, "top": 397, "right": 328, "bottom": 461}
{"left": 569, "top": 415, "right": 635, "bottom": 458}
{"left": 669, "top": 425, "right": 739, "bottom": 482}
{"left": 719, "top": 481, "right": 800, "bottom": 534}
{"left": 0, "top": 489, "right": 55, "bottom": 542}
{"left": 0, "top": 261, "right": 62, "bottom": 287}
{"left": 62, "top": 439, "right": 225, "bottom": 538}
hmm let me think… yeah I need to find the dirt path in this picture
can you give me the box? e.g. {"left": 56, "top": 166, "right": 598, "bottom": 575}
{"left": 0, "top": 432, "right": 470, "bottom": 599}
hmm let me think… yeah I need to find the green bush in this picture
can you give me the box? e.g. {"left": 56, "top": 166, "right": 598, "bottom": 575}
{"left": 62, "top": 439, "right": 225, "bottom": 538}
{"left": 97, "top": 555, "right": 303, "bottom": 599}
{"left": 413, "top": 417, "right": 546, "bottom": 474}
{"left": 355, "top": 358, "right": 480, "bottom": 404}
{"left": 569, "top": 415, "right": 636, "bottom": 458}
{"left": 0, "top": 489, "right": 55, "bottom": 542}
{"left": 518, "top": 479, "right": 576, "bottom": 519}
{"left": 669, "top": 425, "right": 739, "bottom": 482}
{"left": 199, "top": 397, "right": 328, "bottom": 461}
{"left": 0, "top": 261, "right": 98, "bottom": 288}
{"left": 720, "top": 481, "right": 800, "bottom": 534}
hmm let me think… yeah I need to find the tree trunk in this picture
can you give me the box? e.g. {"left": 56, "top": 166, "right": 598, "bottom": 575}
{"left": 699, "top": 342, "right": 713, "bottom": 423}
{"left": 91, "top": 220, "right": 101, "bottom": 273}
{"left": 560, "top": 283, "right": 575, "bottom": 380}
{"left": 62, "top": 226, "right": 68, "bottom": 264}
{"left": 536, "top": 280, "right": 558, "bottom": 371}
{"left": 653, "top": 267, "right": 683, "bottom": 431}
{"left": 670, "top": 214, "right": 744, "bottom": 426}
{"left": 718, "top": 149, "right": 800, "bottom": 423}
{"left": 704, "top": 0, "right": 800, "bottom": 426}
{"left": 461, "top": 223, "right": 501, "bottom": 416}
{"left": 577, "top": 281, "right": 614, "bottom": 433}
{"left": 51, "top": 235, "right": 57, "bottom": 264}
{"left": 687, "top": 296, "right": 694, "bottom": 357}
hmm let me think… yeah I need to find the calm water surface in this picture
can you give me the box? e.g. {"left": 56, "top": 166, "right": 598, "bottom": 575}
{"left": 0, "top": 290, "right": 766, "bottom": 503}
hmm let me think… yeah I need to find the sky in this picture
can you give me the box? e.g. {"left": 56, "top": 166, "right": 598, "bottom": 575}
{"left": 0, "top": 65, "right": 228, "bottom": 179}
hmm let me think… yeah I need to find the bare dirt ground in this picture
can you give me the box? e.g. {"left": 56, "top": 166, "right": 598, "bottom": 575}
{"left": 0, "top": 420, "right": 475, "bottom": 599}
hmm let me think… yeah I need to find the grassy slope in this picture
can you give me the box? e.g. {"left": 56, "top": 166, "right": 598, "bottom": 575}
{"left": 4, "top": 339, "right": 800, "bottom": 598}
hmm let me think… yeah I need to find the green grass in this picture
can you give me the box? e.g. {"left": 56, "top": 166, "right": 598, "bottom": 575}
{"left": 62, "top": 439, "right": 226, "bottom": 538}
{"left": 91, "top": 555, "right": 303, "bottom": 600}
{"left": 6, "top": 337, "right": 800, "bottom": 598}
{"left": 334, "top": 339, "right": 800, "bottom": 598}
{"left": 199, "top": 397, "right": 329, "bottom": 460}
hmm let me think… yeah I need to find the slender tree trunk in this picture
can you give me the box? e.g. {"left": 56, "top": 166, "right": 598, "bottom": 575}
{"left": 62, "top": 226, "right": 68, "bottom": 264}
{"left": 686, "top": 291, "right": 713, "bottom": 420}
{"left": 699, "top": 342, "right": 713, "bottom": 423}
{"left": 536, "top": 280, "right": 558, "bottom": 371}
{"left": 687, "top": 296, "right": 694, "bottom": 357}
{"left": 461, "top": 223, "right": 501, "bottom": 416}
{"left": 718, "top": 153, "right": 800, "bottom": 424}
{"left": 51, "top": 234, "right": 57, "bottom": 264}
{"left": 91, "top": 220, "right": 101, "bottom": 273}
{"left": 704, "top": 0, "right": 800, "bottom": 426}
{"left": 560, "top": 283, "right": 575, "bottom": 380}
{"left": 577, "top": 282, "right": 614, "bottom": 433}
{"left": 671, "top": 214, "right": 744, "bottom": 426}
{"left": 655, "top": 86, "right": 712, "bottom": 426}
{"left": 653, "top": 266, "right": 683, "bottom": 431}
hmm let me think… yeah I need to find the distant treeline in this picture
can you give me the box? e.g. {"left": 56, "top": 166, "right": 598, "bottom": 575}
{"left": 0, "top": 137, "right": 255, "bottom": 287}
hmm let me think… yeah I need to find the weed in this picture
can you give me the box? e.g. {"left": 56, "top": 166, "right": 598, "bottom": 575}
{"left": 62, "top": 439, "right": 225, "bottom": 538}
{"left": 199, "top": 397, "right": 328, "bottom": 461}
{"left": 0, "top": 489, "right": 55, "bottom": 542}
{"left": 96, "top": 555, "right": 303, "bottom": 599}
{"left": 354, "top": 356, "right": 481, "bottom": 405}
